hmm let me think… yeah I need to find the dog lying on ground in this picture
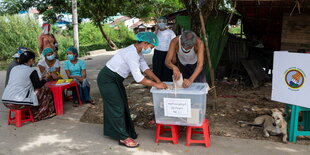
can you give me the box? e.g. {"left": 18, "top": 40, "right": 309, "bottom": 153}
{"left": 238, "top": 108, "right": 287, "bottom": 143}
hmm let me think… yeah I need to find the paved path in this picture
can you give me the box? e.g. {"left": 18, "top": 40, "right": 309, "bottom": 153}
{"left": 0, "top": 50, "right": 309, "bottom": 155}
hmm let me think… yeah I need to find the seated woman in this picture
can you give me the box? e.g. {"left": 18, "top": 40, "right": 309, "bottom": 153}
{"left": 64, "top": 47, "right": 94, "bottom": 105}
{"left": 38, "top": 48, "right": 61, "bottom": 81}
{"left": 2, "top": 50, "right": 55, "bottom": 121}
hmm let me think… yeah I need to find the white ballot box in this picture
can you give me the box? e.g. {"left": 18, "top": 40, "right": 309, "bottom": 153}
{"left": 272, "top": 51, "right": 310, "bottom": 108}
{"left": 150, "top": 82, "right": 209, "bottom": 126}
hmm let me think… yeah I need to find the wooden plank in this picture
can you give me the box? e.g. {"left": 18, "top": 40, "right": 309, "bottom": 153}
{"left": 241, "top": 60, "right": 270, "bottom": 88}
{"left": 281, "top": 13, "right": 310, "bottom": 51}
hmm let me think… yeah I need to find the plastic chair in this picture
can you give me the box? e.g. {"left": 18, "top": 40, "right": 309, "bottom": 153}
{"left": 8, "top": 108, "right": 34, "bottom": 127}
{"left": 155, "top": 124, "right": 180, "bottom": 144}
{"left": 186, "top": 119, "right": 210, "bottom": 147}
{"left": 46, "top": 81, "right": 82, "bottom": 115}
{"left": 285, "top": 104, "right": 310, "bottom": 143}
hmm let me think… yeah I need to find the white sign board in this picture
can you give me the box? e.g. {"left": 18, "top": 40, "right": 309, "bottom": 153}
{"left": 164, "top": 98, "right": 191, "bottom": 118}
{"left": 272, "top": 51, "right": 310, "bottom": 108}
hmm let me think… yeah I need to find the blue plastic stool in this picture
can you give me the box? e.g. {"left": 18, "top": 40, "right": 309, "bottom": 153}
{"left": 285, "top": 104, "right": 310, "bottom": 143}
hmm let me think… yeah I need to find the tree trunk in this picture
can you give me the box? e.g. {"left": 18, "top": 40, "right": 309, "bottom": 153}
{"left": 97, "top": 22, "right": 118, "bottom": 50}
{"left": 72, "top": 0, "right": 79, "bottom": 52}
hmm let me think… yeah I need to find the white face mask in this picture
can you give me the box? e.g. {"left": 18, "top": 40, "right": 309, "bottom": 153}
{"left": 142, "top": 47, "right": 152, "bottom": 54}
{"left": 158, "top": 23, "right": 167, "bottom": 29}
{"left": 43, "top": 26, "right": 49, "bottom": 34}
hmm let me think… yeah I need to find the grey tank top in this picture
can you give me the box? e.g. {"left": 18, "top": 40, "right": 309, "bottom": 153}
{"left": 177, "top": 35, "right": 197, "bottom": 65}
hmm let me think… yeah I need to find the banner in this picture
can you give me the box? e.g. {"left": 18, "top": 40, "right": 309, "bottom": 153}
{"left": 272, "top": 51, "right": 310, "bottom": 108}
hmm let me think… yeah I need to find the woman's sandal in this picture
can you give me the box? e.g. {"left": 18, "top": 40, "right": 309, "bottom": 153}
{"left": 119, "top": 138, "right": 139, "bottom": 148}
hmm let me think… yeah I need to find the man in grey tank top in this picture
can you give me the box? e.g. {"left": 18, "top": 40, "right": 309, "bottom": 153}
{"left": 165, "top": 30, "right": 206, "bottom": 88}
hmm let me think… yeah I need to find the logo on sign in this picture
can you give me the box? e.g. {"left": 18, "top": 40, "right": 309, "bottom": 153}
{"left": 285, "top": 68, "right": 305, "bottom": 90}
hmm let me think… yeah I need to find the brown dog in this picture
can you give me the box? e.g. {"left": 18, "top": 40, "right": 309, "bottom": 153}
{"left": 238, "top": 108, "right": 287, "bottom": 143}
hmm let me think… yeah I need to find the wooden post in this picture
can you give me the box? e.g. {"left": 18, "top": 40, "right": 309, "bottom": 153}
{"left": 198, "top": 8, "right": 218, "bottom": 110}
{"left": 72, "top": 0, "right": 79, "bottom": 52}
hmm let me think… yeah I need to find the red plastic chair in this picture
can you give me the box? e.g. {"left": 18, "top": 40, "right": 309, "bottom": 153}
{"left": 186, "top": 119, "right": 211, "bottom": 147}
{"left": 155, "top": 124, "right": 180, "bottom": 144}
{"left": 8, "top": 108, "right": 34, "bottom": 127}
{"left": 46, "top": 81, "right": 82, "bottom": 115}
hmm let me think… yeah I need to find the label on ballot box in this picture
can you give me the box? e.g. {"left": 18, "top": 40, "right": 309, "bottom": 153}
{"left": 164, "top": 98, "right": 191, "bottom": 118}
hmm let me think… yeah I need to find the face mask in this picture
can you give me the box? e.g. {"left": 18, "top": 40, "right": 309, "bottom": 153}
{"left": 31, "top": 61, "right": 36, "bottom": 67}
{"left": 181, "top": 46, "right": 192, "bottom": 53}
{"left": 46, "top": 54, "right": 55, "bottom": 60}
{"left": 142, "top": 47, "right": 152, "bottom": 54}
{"left": 158, "top": 23, "right": 167, "bottom": 29}
{"left": 43, "top": 25, "right": 50, "bottom": 34}
{"left": 67, "top": 54, "right": 75, "bottom": 60}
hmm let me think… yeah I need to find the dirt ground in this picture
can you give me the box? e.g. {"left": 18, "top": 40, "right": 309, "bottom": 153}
{"left": 80, "top": 78, "right": 310, "bottom": 145}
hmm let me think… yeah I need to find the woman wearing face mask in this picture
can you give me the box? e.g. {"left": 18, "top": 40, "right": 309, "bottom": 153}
{"left": 2, "top": 50, "right": 56, "bottom": 121}
{"left": 38, "top": 48, "right": 61, "bottom": 81}
{"left": 64, "top": 47, "right": 94, "bottom": 106}
{"left": 97, "top": 32, "right": 167, "bottom": 148}
{"left": 153, "top": 17, "right": 176, "bottom": 82}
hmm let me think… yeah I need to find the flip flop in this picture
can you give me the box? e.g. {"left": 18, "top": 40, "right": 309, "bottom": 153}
{"left": 119, "top": 138, "right": 139, "bottom": 148}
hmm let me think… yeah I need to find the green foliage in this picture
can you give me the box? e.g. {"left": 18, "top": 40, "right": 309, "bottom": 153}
{"left": 79, "top": 23, "right": 105, "bottom": 45}
{"left": 228, "top": 25, "right": 241, "bottom": 34}
{"left": 1, "top": 0, "right": 71, "bottom": 23}
{"left": 102, "top": 24, "right": 136, "bottom": 48}
{"left": 0, "top": 14, "right": 41, "bottom": 60}
{"left": 54, "top": 34, "right": 73, "bottom": 60}
{"left": 78, "top": 23, "right": 136, "bottom": 49}
{"left": 228, "top": 23, "right": 245, "bottom": 38}
{"left": 123, "top": 0, "right": 184, "bottom": 18}
{"left": 0, "top": 14, "right": 136, "bottom": 63}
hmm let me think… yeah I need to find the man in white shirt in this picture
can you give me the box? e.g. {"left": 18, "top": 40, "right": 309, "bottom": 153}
{"left": 153, "top": 17, "right": 176, "bottom": 82}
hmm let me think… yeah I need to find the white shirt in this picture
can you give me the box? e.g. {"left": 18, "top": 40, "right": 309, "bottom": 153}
{"left": 37, "top": 59, "right": 60, "bottom": 76}
{"left": 106, "top": 45, "right": 149, "bottom": 82}
{"left": 155, "top": 29, "right": 176, "bottom": 51}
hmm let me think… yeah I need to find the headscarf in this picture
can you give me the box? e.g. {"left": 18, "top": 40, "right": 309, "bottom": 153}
{"left": 136, "top": 32, "right": 159, "bottom": 46}
{"left": 66, "top": 46, "right": 78, "bottom": 54}
{"left": 42, "top": 48, "right": 53, "bottom": 56}
{"left": 13, "top": 47, "right": 28, "bottom": 58}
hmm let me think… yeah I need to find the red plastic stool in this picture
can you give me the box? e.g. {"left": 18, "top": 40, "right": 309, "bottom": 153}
{"left": 186, "top": 119, "right": 210, "bottom": 147}
{"left": 8, "top": 108, "right": 34, "bottom": 127}
{"left": 155, "top": 124, "right": 180, "bottom": 144}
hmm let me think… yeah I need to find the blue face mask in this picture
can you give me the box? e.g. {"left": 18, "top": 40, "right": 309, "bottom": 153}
{"left": 67, "top": 54, "right": 75, "bottom": 60}
{"left": 46, "top": 54, "right": 55, "bottom": 60}
{"left": 142, "top": 47, "right": 152, "bottom": 54}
